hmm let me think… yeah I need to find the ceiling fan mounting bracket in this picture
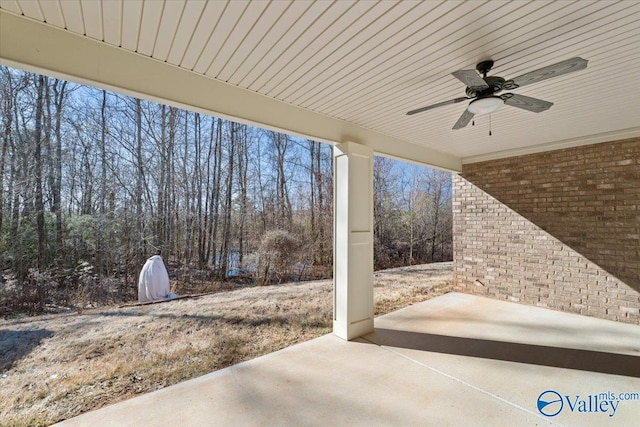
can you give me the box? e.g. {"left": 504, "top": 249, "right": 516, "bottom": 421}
{"left": 476, "top": 60, "right": 494, "bottom": 77}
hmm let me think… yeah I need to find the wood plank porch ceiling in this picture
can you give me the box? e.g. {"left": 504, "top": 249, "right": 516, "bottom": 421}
{"left": 1, "top": 0, "right": 639, "bottom": 163}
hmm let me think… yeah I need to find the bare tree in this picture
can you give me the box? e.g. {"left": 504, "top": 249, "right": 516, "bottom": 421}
{"left": 0, "top": 68, "right": 14, "bottom": 234}
{"left": 33, "top": 74, "right": 46, "bottom": 269}
{"left": 219, "top": 121, "right": 236, "bottom": 277}
{"left": 53, "top": 80, "right": 69, "bottom": 251}
{"left": 0, "top": 67, "right": 452, "bottom": 315}
{"left": 135, "top": 98, "right": 145, "bottom": 264}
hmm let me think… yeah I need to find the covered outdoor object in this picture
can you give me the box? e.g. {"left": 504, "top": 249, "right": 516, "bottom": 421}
{"left": 138, "top": 255, "right": 174, "bottom": 302}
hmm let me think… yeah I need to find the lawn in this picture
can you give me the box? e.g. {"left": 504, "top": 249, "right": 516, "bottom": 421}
{"left": 0, "top": 262, "right": 452, "bottom": 426}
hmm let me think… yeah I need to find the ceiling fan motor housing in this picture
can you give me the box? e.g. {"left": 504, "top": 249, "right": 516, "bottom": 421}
{"left": 466, "top": 76, "right": 506, "bottom": 98}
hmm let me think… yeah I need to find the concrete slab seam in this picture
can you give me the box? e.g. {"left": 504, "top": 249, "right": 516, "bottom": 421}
{"left": 359, "top": 337, "right": 561, "bottom": 426}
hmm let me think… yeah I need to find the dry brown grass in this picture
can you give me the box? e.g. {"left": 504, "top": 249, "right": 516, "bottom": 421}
{"left": 0, "top": 262, "right": 452, "bottom": 426}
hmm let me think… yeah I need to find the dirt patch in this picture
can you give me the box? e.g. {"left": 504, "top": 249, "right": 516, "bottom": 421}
{"left": 0, "top": 262, "right": 452, "bottom": 426}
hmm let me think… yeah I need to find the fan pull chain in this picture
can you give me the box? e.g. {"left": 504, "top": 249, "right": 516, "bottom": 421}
{"left": 489, "top": 114, "right": 492, "bottom": 136}
{"left": 472, "top": 119, "right": 475, "bottom": 126}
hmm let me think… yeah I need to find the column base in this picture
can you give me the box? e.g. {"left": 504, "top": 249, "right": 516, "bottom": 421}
{"left": 333, "top": 318, "right": 374, "bottom": 341}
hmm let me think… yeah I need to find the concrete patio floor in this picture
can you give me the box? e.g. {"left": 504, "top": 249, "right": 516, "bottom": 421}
{"left": 57, "top": 292, "right": 640, "bottom": 426}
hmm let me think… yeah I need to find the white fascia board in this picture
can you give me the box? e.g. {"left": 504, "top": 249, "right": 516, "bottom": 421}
{"left": 0, "top": 11, "right": 461, "bottom": 172}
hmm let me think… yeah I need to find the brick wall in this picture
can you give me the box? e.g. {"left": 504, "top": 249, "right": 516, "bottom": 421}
{"left": 453, "top": 137, "right": 640, "bottom": 324}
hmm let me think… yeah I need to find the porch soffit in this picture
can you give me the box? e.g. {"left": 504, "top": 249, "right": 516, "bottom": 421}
{"left": 0, "top": 11, "right": 460, "bottom": 171}
{"left": 1, "top": 1, "right": 640, "bottom": 167}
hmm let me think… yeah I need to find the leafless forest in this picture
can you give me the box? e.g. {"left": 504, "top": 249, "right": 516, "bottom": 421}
{"left": 0, "top": 66, "right": 452, "bottom": 316}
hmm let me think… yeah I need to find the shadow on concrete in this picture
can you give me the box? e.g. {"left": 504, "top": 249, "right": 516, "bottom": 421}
{"left": 0, "top": 328, "right": 54, "bottom": 371}
{"left": 367, "top": 328, "right": 640, "bottom": 377}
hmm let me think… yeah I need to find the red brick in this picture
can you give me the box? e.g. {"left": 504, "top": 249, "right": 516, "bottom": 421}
{"left": 454, "top": 137, "right": 640, "bottom": 325}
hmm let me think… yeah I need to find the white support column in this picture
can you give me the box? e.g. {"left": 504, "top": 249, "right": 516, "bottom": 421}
{"left": 333, "top": 142, "right": 374, "bottom": 340}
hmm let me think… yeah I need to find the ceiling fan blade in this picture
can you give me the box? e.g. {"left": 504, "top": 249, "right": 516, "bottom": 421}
{"left": 406, "top": 97, "right": 469, "bottom": 115}
{"left": 452, "top": 70, "right": 489, "bottom": 90}
{"left": 501, "top": 93, "right": 553, "bottom": 113}
{"left": 452, "top": 109, "right": 475, "bottom": 129}
{"left": 508, "top": 57, "right": 588, "bottom": 88}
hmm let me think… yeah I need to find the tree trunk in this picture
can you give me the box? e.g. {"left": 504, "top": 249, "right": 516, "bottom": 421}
{"left": 135, "top": 98, "right": 145, "bottom": 265}
{"left": 273, "top": 132, "right": 291, "bottom": 229}
{"left": 53, "top": 80, "right": 68, "bottom": 252}
{"left": 308, "top": 141, "right": 316, "bottom": 263}
{"left": 219, "top": 121, "right": 235, "bottom": 278}
{"left": 194, "top": 113, "right": 205, "bottom": 269}
{"left": 202, "top": 115, "right": 215, "bottom": 266}
{"left": 316, "top": 142, "right": 327, "bottom": 265}
{"left": 237, "top": 125, "right": 248, "bottom": 265}
{"left": 182, "top": 112, "right": 192, "bottom": 264}
{"left": 0, "top": 69, "right": 13, "bottom": 234}
{"left": 167, "top": 107, "right": 176, "bottom": 259}
{"left": 209, "top": 118, "right": 223, "bottom": 272}
{"left": 34, "top": 75, "right": 47, "bottom": 270}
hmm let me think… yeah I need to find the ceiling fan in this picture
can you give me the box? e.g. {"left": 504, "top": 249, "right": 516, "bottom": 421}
{"left": 406, "top": 57, "right": 588, "bottom": 129}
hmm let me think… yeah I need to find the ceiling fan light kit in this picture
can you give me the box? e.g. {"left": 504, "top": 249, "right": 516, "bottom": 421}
{"left": 467, "top": 96, "right": 503, "bottom": 115}
{"left": 406, "top": 57, "right": 588, "bottom": 130}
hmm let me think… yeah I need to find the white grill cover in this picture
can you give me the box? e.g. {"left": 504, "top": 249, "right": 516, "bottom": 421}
{"left": 138, "top": 255, "right": 171, "bottom": 303}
